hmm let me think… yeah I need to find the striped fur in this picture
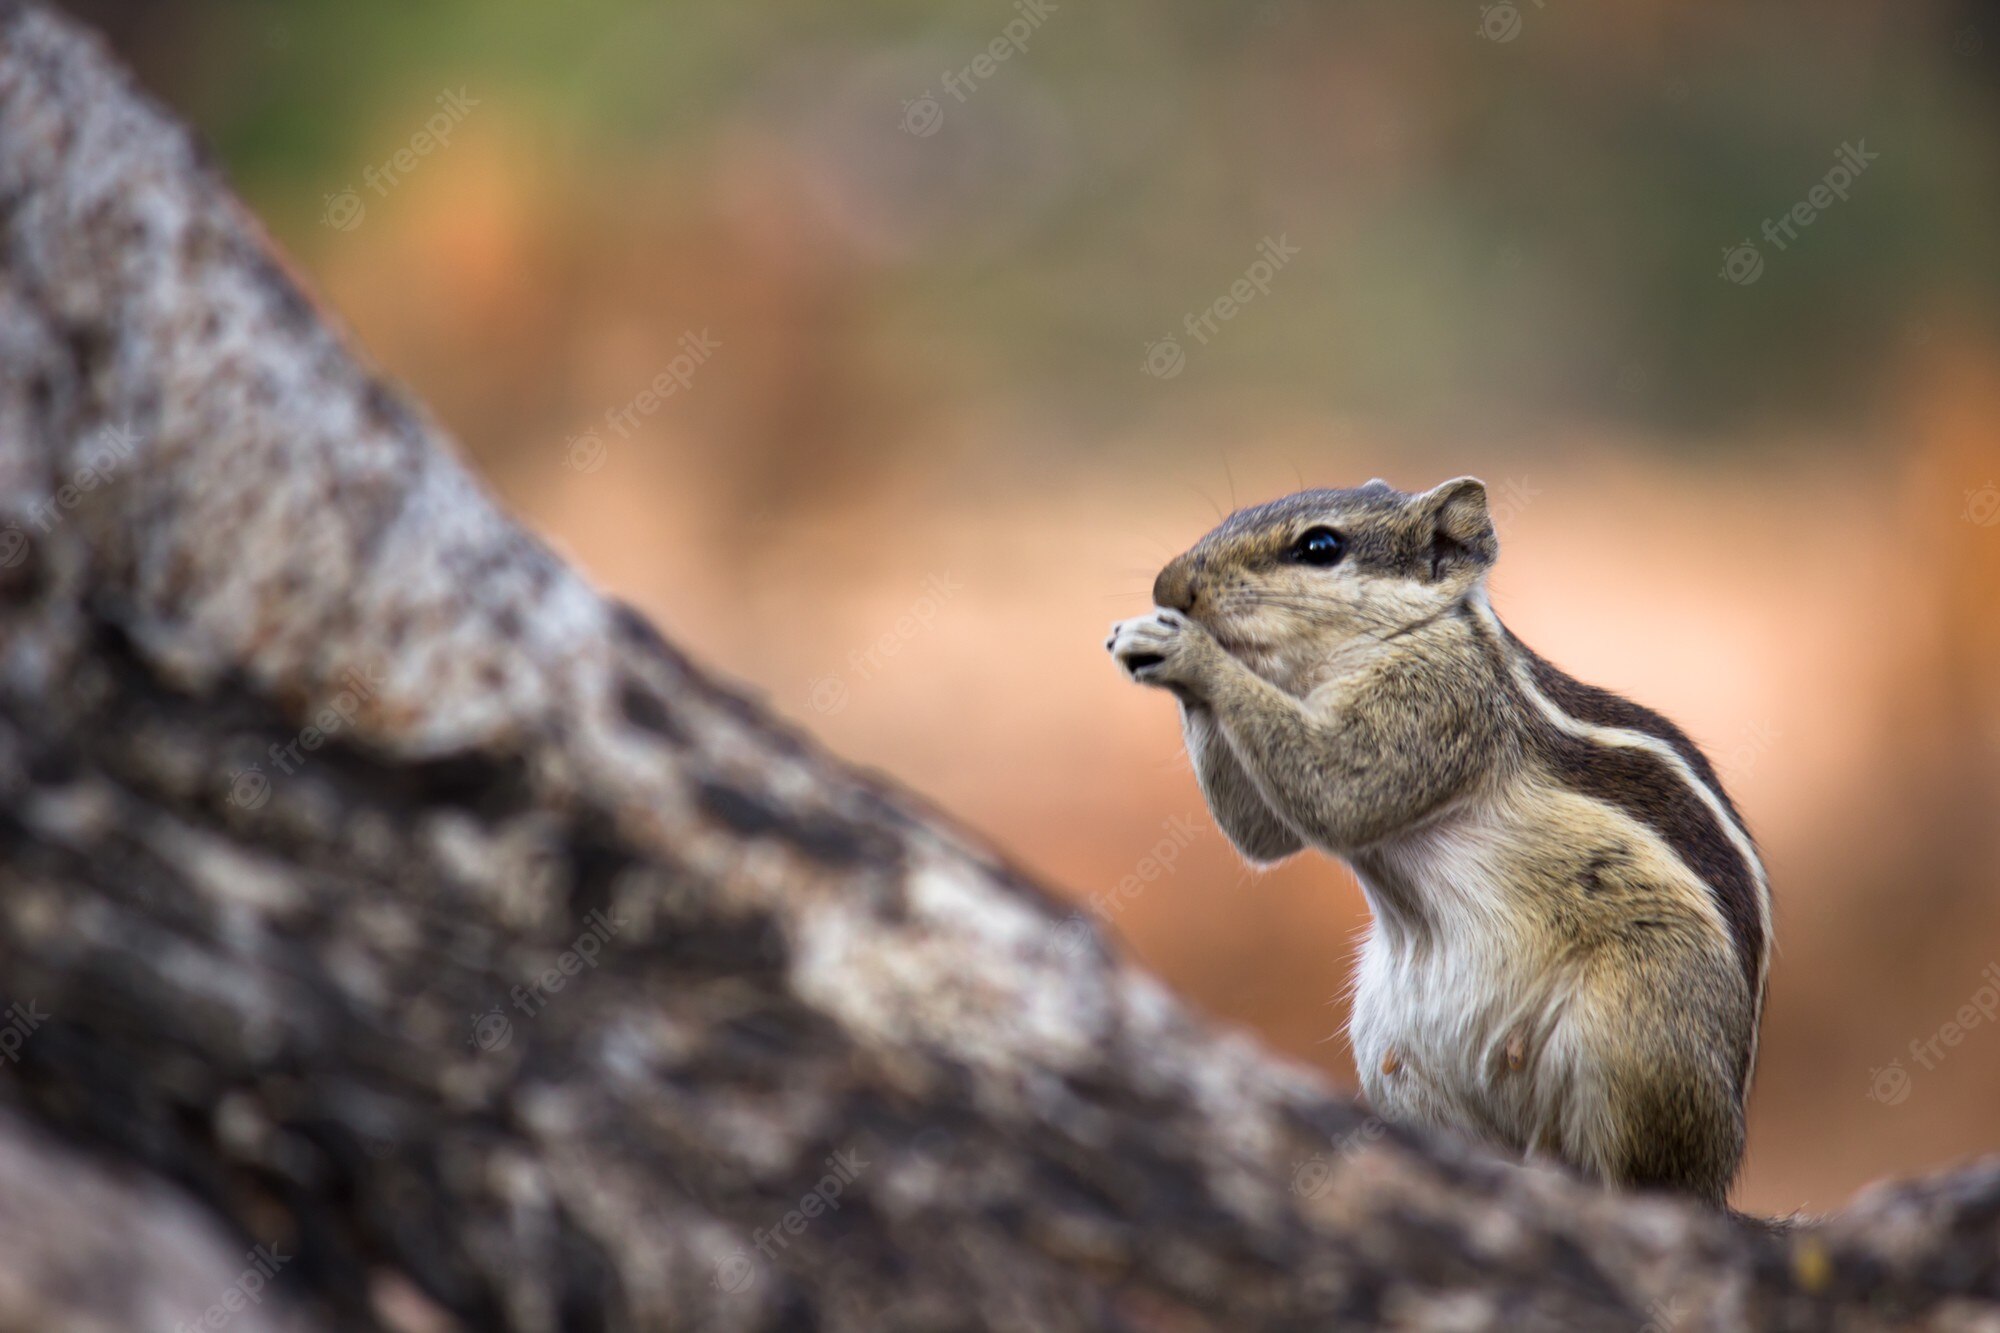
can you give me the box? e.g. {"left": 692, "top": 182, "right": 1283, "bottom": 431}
{"left": 1114, "top": 477, "right": 1772, "bottom": 1203}
{"left": 1473, "top": 597, "right": 1771, "bottom": 1089}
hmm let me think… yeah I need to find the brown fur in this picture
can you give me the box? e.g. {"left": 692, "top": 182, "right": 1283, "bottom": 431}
{"left": 1108, "top": 478, "right": 1770, "bottom": 1204}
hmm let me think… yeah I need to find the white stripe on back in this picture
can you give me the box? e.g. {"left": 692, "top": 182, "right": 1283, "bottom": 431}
{"left": 1468, "top": 593, "right": 1773, "bottom": 1035}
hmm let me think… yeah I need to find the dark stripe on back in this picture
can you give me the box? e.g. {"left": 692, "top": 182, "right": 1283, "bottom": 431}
{"left": 1467, "top": 612, "right": 1766, "bottom": 1023}
{"left": 1528, "top": 725, "right": 1764, "bottom": 1008}
{"left": 1502, "top": 628, "right": 1751, "bottom": 834}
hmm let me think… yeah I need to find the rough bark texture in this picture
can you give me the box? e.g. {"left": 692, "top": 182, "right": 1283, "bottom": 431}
{"left": 1, "top": 4, "right": 1998, "bottom": 1330}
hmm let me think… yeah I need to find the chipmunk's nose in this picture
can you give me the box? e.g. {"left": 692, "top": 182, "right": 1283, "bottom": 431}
{"left": 1153, "top": 555, "right": 1199, "bottom": 612}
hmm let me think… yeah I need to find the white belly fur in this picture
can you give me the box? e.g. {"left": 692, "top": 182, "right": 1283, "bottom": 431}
{"left": 1345, "top": 796, "right": 1580, "bottom": 1161}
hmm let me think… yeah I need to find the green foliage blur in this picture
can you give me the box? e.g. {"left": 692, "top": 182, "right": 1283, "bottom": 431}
{"left": 65, "top": 0, "right": 2000, "bottom": 443}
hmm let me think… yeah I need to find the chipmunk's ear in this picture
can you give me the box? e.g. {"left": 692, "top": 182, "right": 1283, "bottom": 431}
{"left": 1414, "top": 476, "right": 1497, "bottom": 580}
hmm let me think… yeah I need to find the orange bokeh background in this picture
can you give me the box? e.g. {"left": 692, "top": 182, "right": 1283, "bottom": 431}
{"left": 69, "top": 0, "right": 2000, "bottom": 1213}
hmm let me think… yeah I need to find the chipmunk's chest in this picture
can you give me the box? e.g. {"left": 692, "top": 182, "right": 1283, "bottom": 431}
{"left": 1344, "top": 812, "right": 1573, "bottom": 1155}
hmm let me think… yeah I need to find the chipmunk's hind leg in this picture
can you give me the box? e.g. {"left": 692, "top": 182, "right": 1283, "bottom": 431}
{"left": 1562, "top": 947, "right": 1748, "bottom": 1206}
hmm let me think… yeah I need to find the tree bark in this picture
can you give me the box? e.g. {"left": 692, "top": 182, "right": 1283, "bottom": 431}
{"left": 0, "top": 4, "right": 1996, "bottom": 1330}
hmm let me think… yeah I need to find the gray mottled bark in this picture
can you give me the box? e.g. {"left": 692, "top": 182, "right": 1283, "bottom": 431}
{"left": 1, "top": 3, "right": 1997, "bottom": 1330}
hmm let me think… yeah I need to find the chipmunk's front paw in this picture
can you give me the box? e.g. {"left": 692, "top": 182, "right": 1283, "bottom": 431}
{"left": 1106, "top": 609, "right": 1213, "bottom": 697}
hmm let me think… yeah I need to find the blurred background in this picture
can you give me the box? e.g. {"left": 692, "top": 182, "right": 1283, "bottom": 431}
{"left": 58, "top": 0, "right": 2000, "bottom": 1214}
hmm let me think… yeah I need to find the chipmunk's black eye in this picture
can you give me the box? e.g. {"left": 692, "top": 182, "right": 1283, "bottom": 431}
{"left": 1293, "top": 527, "right": 1346, "bottom": 566}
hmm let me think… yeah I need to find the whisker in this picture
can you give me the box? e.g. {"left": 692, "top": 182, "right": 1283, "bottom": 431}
{"left": 1211, "top": 591, "right": 1421, "bottom": 642}
{"left": 1184, "top": 481, "right": 1224, "bottom": 523}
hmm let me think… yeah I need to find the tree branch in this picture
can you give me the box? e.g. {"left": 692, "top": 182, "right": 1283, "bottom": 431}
{"left": 0, "top": 4, "right": 1994, "bottom": 1330}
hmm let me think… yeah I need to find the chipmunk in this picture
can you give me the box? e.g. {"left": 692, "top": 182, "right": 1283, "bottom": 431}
{"left": 1105, "top": 478, "right": 1770, "bottom": 1205}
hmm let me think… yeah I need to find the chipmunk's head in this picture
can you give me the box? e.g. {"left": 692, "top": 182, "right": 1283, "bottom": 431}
{"left": 1153, "top": 477, "right": 1496, "bottom": 680}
